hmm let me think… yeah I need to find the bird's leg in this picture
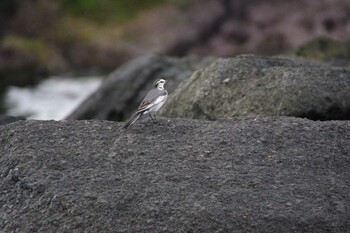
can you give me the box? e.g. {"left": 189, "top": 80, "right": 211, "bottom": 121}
{"left": 154, "top": 114, "right": 162, "bottom": 125}
{"left": 153, "top": 114, "right": 160, "bottom": 124}
{"left": 149, "top": 114, "right": 157, "bottom": 123}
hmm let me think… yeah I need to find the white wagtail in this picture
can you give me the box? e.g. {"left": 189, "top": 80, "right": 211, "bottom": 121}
{"left": 122, "top": 79, "right": 168, "bottom": 129}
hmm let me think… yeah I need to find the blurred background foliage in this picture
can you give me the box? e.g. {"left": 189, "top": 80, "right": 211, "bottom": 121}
{"left": 1, "top": 0, "right": 350, "bottom": 85}
{"left": 60, "top": 0, "right": 166, "bottom": 23}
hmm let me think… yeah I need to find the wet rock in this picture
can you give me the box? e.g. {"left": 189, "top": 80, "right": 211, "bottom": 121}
{"left": 0, "top": 117, "right": 349, "bottom": 232}
{"left": 161, "top": 54, "right": 350, "bottom": 120}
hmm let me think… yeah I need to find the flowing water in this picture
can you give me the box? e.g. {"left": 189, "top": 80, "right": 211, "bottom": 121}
{"left": 4, "top": 76, "right": 103, "bottom": 120}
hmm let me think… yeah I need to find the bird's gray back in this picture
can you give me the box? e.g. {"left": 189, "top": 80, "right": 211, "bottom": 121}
{"left": 144, "top": 88, "right": 167, "bottom": 102}
{"left": 138, "top": 88, "right": 167, "bottom": 110}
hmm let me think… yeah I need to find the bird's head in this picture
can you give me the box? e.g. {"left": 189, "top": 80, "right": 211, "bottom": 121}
{"left": 154, "top": 79, "right": 167, "bottom": 89}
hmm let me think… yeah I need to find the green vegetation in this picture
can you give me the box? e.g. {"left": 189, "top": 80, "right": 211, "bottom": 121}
{"left": 293, "top": 37, "right": 350, "bottom": 66}
{"left": 0, "top": 0, "right": 181, "bottom": 84}
{"left": 61, "top": 0, "right": 166, "bottom": 23}
{"left": 2, "top": 35, "right": 56, "bottom": 65}
{"left": 50, "top": 16, "right": 103, "bottom": 44}
{"left": 294, "top": 38, "right": 341, "bottom": 60}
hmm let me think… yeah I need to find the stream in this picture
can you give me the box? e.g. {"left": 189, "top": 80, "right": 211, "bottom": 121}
{"left": 4, "top": 76, "right": 103, "bottom": 120}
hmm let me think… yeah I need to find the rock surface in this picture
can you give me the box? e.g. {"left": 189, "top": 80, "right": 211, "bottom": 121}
{"left": 162, "top": 55, "right": 350, "bottom": 120}
{"left": 1, "top": 117, "right": 350, "bottom": 232}
{"left": 66, "top": 54, "right": 215, "bottom": 121}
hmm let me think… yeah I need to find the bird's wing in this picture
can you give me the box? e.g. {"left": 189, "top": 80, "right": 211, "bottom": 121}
{"left": 137, "top": 89, "right": 167, "bottom": 112}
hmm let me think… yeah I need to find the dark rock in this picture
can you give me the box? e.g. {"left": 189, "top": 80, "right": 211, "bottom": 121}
{"left": 161, "top": 54, "right": 350, "bottom": 120}
{"left": 0, "top": 48, "right": 42, "bottom": 87}
{"left": 0, "top": 116, "right": 25, "bottom": 125}
{"left": 7, "top": 0, "right": 61, "bottom": 37}
{"left": 0, "top": 40, "right": 68, "bottom": 88}
{"left": 66, "top": 54, "right": 215, "bottom": 121}
{"left": 0, "top": 117, "right": 350, "bottom": 232}
{"left": 0, "top": 0, "right": 17, "bottom": 36}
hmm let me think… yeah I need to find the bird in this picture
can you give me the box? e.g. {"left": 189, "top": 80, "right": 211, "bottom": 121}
{"left": 122, "top": 79, "right": 168, "bottom": 129}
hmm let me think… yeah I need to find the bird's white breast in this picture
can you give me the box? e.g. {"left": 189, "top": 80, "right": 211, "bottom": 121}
{"left": 146, "top": 95, "right": 167, "bottom": 113}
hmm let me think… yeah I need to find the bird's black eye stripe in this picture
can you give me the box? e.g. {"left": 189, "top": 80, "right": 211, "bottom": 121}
{"left": 156, "top": 80, "right": 165, "bottom": 84}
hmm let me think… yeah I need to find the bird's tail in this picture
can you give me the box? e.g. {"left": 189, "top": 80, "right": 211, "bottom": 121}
{"left": 122, "top": 112, "right": 141, "bottom": 129}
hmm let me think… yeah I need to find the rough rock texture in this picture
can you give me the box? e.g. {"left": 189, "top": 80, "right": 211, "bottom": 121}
{"left": 162, "top": 55, "right": 350, "bottom": 120}
{"left": 66, "top": 54, "right": 215, "bottom": 121}
{"left": 0, "top": 117, "right": 350, "bottom": 232}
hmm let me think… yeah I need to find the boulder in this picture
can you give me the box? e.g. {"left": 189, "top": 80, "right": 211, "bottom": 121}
{"left": 66, "top": 54, "right": 215, "bottom": 121}
{"left": 161, "top": 55, "right": 350, "bottom": 120}
{"left": 1, "top": 117, "right": 350, "bottom": 232}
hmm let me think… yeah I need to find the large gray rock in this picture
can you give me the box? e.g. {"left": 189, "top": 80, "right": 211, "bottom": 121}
{"left": 66, "top": 54, "right": 215, "bottom": 121}
{"left": 1, "top": 117, "right": 350, "bottom": 232}
{"left": 161, "top": 55, "right": 350, "bottom": 120}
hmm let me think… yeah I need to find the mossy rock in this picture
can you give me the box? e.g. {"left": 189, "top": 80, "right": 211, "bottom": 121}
{"left": 61, "top": 0, "right": 167, "bottom": 23}
{"left": 1, "top": 35, "right": 68, "bottom": 73}
{"left": 0, "top": 62, "right": 40, "bottom": 87}
{"left": 0, "top": 35, "right": 68, "bottom": 88}
{"left": 161, "top": 54, "right": 350, "bottom": 120}
{"left": 292, "top": 37, "right": 350, "bottom": 67}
